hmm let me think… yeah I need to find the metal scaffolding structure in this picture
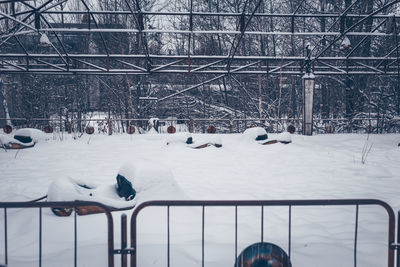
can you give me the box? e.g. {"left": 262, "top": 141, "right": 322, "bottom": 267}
{"left": 0, "top": 0, "right": 400, "bottom": 76}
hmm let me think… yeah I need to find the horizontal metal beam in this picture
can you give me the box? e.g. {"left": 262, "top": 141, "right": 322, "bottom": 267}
{"left": 1, "top": 54, "right": 398, "bottom": 61}
{"left": 22, "top": 28, "right": 398, "bottom": 37}
{"left": 36, "top": 10, "right": 400, "bottom": 19}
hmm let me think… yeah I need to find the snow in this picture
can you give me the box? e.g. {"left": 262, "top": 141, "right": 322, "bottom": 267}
{"left": 165, "top": 132, "right": 192, "bottom": 144}
{"left": 47, "top": 177, "right": 135, "bottom": 209}
{"left": 14, "top": 128, "right": 48, "bottom": 142}
{"left": 276, "top": 132, "right": 292, "bottom": 143}
{"left": 188, "top": 134, "right": 222, "bottom": 147}
{"left": 0, "top": 134, "right": 24, "bottom": 146}
{"left": 0, "top": 133, "right": 400, "bottom": 267}
{"left": 340, "top": 36, "right": 351, "bottom": 50}
{"left": 302, "top": 72, "right": 315, "bottom": 79}
{"left": 242, "top": 127, "right": 268, "bottom": 141}
{"left": 39, "top": 33, "right": 51, "bottom": 46}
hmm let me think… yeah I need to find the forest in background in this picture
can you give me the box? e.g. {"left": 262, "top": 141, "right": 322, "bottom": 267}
{"left": 1, "top": 0, "right": 400, "bottom": 133}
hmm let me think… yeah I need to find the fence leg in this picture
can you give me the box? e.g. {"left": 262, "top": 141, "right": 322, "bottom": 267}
{"left": 121, "top": 214, "right": 127, "bottom": 267}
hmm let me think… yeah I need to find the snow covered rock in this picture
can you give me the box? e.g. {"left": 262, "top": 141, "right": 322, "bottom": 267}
{"left": 242, "top": 127, "right": 268, "bottom": 141}
{"left": 14, "top": 128, "right": 48, "bottom": 143}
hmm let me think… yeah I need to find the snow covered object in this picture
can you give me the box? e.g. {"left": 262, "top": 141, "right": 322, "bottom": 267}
{"left": 276, "top": 132, "right": 292, "bottom": 144}
{"left": 188, "top": 134, "right": 222, "bottom": 149}
{"left": 340, "top": 36, "right": 352, "bottom": 50}
{"left": 14, "top": 128, "right": 48, "bottom": 143}
{"left": 47, "top": 160, "right": 186, "bottom": 216}
{"left": 235, "top": 242, "right": 291, "bottom": 267}
{"left": 166, "top": 132, "right": 193, "bottom": 145}
{"left": 47, "top": 177, "right": 135, "bottom": 216}
{"left": 0, "top": 134, "right": 35, "bottom": 149}
{"left": 117, "top": 161, "right": 187, "bottom": 202}
{"left": 148, "top": 118, "right": 160, "bottom": 132}
{"left": 242, "top": 127, "right": 268, "bottom": 141}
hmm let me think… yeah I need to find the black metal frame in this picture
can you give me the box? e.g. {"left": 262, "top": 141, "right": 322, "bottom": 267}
{"left": 0, "top": 0, "right": 400, "bottom": 77}
{"left": 130, "top": 199, "right": 396, "bottom": 267}
{"left": 1, "top": 0, "right": 400, "bottom": 105}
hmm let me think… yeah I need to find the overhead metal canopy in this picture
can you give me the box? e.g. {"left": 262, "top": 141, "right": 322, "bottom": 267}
{"left": 0, "top": 0, "right": 400, "bottom": 76}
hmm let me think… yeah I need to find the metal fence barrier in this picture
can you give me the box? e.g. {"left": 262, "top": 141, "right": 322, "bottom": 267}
{"left": 130, "top": 199, "right": 396, "bottom": 267}
{"left": 0, "top": 199, "right": 398, "bottom": 267}
{"left": 0, "top": 201, "right": 116, "bottom": 267}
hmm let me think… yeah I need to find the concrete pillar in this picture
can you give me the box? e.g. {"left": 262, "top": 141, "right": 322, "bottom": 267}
{"left": 302, "top": 73, "right": 315, "bottom": 135}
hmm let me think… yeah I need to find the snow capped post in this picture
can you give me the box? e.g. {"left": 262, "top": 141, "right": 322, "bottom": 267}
{"left": 302, "top": 44, "right": 315, "bottom": 136}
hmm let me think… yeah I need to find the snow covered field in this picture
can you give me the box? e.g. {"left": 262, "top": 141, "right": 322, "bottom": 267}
{"left": 0, "top": 132, "right": 399, "bottom": 267}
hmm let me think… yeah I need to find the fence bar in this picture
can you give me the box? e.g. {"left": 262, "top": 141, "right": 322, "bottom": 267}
{"left": 0, "top": 201, "right": 115, "bottom": 267}
{"left": 131, "top": 199, "right": 396, "bottom": 267}
{"left": 74, "top": 208, "right": 77, "bottom": 267}
{"left": 261, "top": 205, "right": 264, "bottom": 243}
{"left": 397, "top": 211, "right": 400, "bottom": 267}
{"left": 202, "top": 205, "right": 205, "bottom": 267}
{"left": 354, "top": 204, "right": 359, "bottom": 267}
{"left": 167, "top": 205, "right": 170, "bottom": 267}
{"left": 121, "top": 214, "right": 127, "bottom": 267}
{"left": 39, "top": 207, "right": 42, "bottom": 267}
{"left": 4, "top": 208, "right": 7, "bottom": 266}
{"left": 235, "top": 205, "right": 238, "bottom": 261}
{"left": 288, "top": 205, "right": 292, "bottom": 258}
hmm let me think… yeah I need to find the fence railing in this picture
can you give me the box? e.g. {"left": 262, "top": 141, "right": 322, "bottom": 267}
{"left": 0, "top": 199, "right": 398, "bottom": 267}
{"left": 2, "top": 117, "right": 400, "bottom": 134}
{"left": 0, "top": 201, "right": 116, "bottom": 267}
{"left": 130, "top": 199, "right": 396, "bottom": 267}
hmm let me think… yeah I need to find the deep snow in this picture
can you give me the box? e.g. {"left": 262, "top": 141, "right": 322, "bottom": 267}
{"left": 0, "top": 132, "right": 399, "bottom": 267}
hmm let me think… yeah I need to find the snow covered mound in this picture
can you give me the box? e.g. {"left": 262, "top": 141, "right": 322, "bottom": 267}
{"left": 14, "top": 128, "right": 48, "bottom": 143}
{"left": 166, "top": 132, "right": 192, "bottom": 145}
{"left": 187, "top": 134, "right": 222, "bottom": 148}
{"left": 0, "top": 134, "right": 35, "bottom": 148}
{"left": 47, "top": 177, "right": 135, "bottom": 209}
{"left": 276, "top": 132, "right": 292, "bottom": 144}
{"left": 242, "top": 127, "right": 268, "bottom": 141}
{"left": 118, "top": 160, "right": 187, "bottom": 202}
{"left": 0, "top": 134, "right": 22, "bottom": 145}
